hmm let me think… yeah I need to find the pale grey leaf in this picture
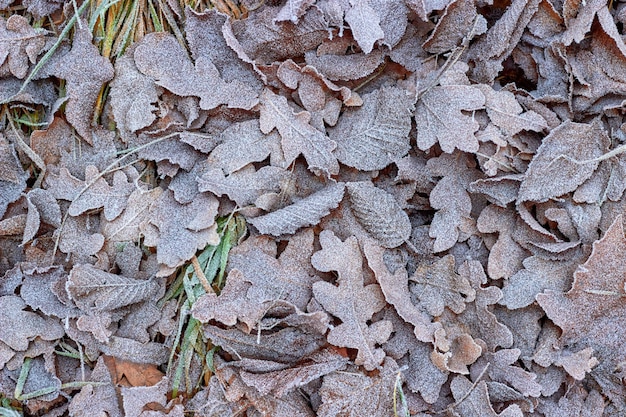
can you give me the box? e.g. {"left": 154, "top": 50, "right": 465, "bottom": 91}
{"left": 346, "top": 181, "right": 411, "bottom": 248}
{"left": 67, "top": 264, "right": 160, "bottom": 312}
{"left": 330, "top": 86, "right": 414, "bottom": 171}
{"left": 249, "top": 182, "right": 345, "bottom": 236}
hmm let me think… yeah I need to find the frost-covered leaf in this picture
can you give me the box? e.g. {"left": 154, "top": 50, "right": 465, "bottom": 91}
{"left": 410, "top": 254, "right": 475, "bottom": 317}
{"left": 311, "top": 231, "right": 392, "bottom": 370}
{"left": 0, "top": 133, "right": 27, "bottom": 218}
{"left": 59, "top": 215, "right": 105, "bottom": 258}
{"left": 346, "top": 181, "right": 411, "bottom": 248}
{"left": 450, "top": 376, "right": 524, "bottom": 417}
{"left": 0, "top": 15, "right": 46, "bottom": 78}
{"left": 208, "top": 120, "right": 284, "bottom": 174}
{"left": 518, "top": 120, "right": 609, "bottom": 203}
{"left": 275, "top": 0, "right": 316, "bottom": 23}
{"left": 415, "top": 84, "right": 485, "bottom": 153}
{"left": 537, "top": 215, "right": 626, "bottom": 374}
{"left": 67, "top": 264, "right": 160, "bottom": 312}
{"left": 142, "top": 190, "right": 219, "bottom": 269}
{"left": 101, "top": 187, "right": 163, "bottom": 244}
{"left": 238, "top": 349, "right": 348, "bottom": 398}
{"left": 48, "top": 28, "right": 114, "bottom": 143}
{"left": 0, "top": 295, "right": 64, "bottom": 350}
{"left": 259, "top": 88, "right": 338, "bottom": 176}
{"left": 477, "top": 205, "right": 528, "bottom": 280}
{"left": 109, "top": 50, "right": 159, "bottom": 139}
{"left": 197, "top": 165, "right": 288, "bottom": 207}
{"left": 204, "top": 325, "right": 326, "bottom": 364}
{"left": 317, "top": 359, "right": 398, "bottom": 416}
{"left": 248, "top": 182, "right": 344, "bottom": 236}
{"left": 467, "top": 0, "right": 541, "bottom": 83}
{"left": 68, "top": 356, "right": 122, "bottom": 417}
{"left": 47, "top": 166, "right": 134, "bottom": 221}
{"left": 330, "top": 86, "right": 413, "bottom": 171}
{"left": 134, "top": 32, "right": 258, "bottom": 111}
{"left": 364, "top": 242, "right": 440, "bottom": 343}
{"left": 345, "top": 0, "right": 384, "bottom": 54}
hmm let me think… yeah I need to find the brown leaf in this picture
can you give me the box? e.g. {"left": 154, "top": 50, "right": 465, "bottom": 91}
{"left": 410, "top": 254, "right": 475, "bottom": 317}
{"left": 415, "top": 82, "right": 485, "bottom": 153}
{"left": 537, "top": 215, "right": 626, "bottom": 374}
{"left": 141, "top": 190, "right": 219, "bottom": 269}
{"left": 517, "top": 120, "right": 609, "bottom": 203}
{"left": 312, "top": 231, "right": 392, "bottom": 370}
{"left": 317, "top": 359, "right": 399, "bottom": 416}
{"left": 67, "top": 264, "right": 160, "bottom": 312}
{"left": 0, "top": 133, "right": 27, "bottom": 218}
{"left": 248, "top": 182, "right": 344, "bottom": 236}
{"left": 0, "top": 15, "right": 46, "bottom": 78}
{"left": 197, "top": 165, "right": 288, "bottom": 207}
{"left": 109, "top": 50, "right": 159, "bottom": 140}
{"left": 49, "top": 28, "right": 114, "bottom": 143}
{"left": 259, "top": 88, "right": 338, "bottom": 176}
{"left": 68, "top": 356, "right": 122, "bottom": 417}
{"left": 134, "top": 32, "right": 258, "bottom": 111}
{"left": 364, "top": 242, "right": 441, "bottom": 343}
{"left": 346, "top": 181, "right": 411, "bottom": 248}
{"left": 330, "top": 86, "right": 413, "bottom": 171}
{"left": 450, "top": 376, "right": 524, "bottom": 417}
{"left": 0, "top": 295, "right": 64, "bottom": 351}
{"left": 208, "top": 120, "right": 284, "bottom": 175}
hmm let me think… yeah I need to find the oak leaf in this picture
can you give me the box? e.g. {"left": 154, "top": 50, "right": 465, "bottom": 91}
{"left": 311, "top": 231, "right": 392, "bottom": 370}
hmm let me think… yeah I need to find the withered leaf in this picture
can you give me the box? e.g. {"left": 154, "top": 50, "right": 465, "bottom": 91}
{"left": 450, "top": 376, "right": 524, "bottom": 417}
{"left": 68, "top": 356, "right": 122, "bottom": 417}
{"left": 59, "top": 215, "right": 105, "bottom": 258}
{"left": 346, "top": 181, "right": 411, "bottom": 248}
{"left": 364, "top": 242, "right": 440, "bottom": 343}
{"left": 317, "top": 359, "right": 398, "bottom": 417}
{"left": 248, "top": 182, "right": 344, "bottom": 236}
{"left": 537, "top": 215, "right": 626, "bottom": 374}
{"left": 330, "top": 86, "right": 413, "bottom": 171}
{"left": 47, "top": 166, "right": 134, "bottom": 221}
{"left": 0, "top": 295, "right": 64, "bottom": 351}
{"left": 410, "top": 254, "right": 475, "bottom": 317}
{"left": 231, "top": 229, "right": 317, "bottom": 306}
{"left": 311, "top": 231, "right": 392, "bottom": 370}
{"left": 197, "top": 165, "right": 288, "bottom": 207}
{"left": 238, "top": 349, "right": 348, "bottom": 398}
{"left": 203, "top": 325, "right": 326, "bottom": 364}
{"left": 0, "top": 15, "right": 46, "bottom": 79}
{"left": 134, "top": 32, "right": 257, "bottom": 111}
{"left": 109, "top": 51, "right": 159, "bottom": 139}
{"left": 259, "top": 88, "right": 338, "bottom": 176}
{"left": 49, "top": 28, "right": 114, "bottom": 143}
{"left": 415, "top": 84, "right": 485, "bottom": 153}
{"left": 208, "top": 119, "right": 284, "bottom": 174}
{"left": 101, "top": 187, "right": 163, "bottom": 244}
{"left": 67, "top": 264, "right": 160, "bottom": 312}
{"left": 345, "top": 0, "right": 384, "bottom": 54}
{"left": 142, "top": 190, "right": 219, "bottom": 269}
{"left": 275, "top": 0, "right": 316, "bottom": 24}
{"left": 518, "top": 120, "right": 609, "bottom": 203}
{"left": 0, "top": 133, "right": 27, "bottom": 218}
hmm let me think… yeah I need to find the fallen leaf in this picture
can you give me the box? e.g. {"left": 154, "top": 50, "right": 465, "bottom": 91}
{"left": 134, "top": 32, "right": 258, "bottom": 111}
{"left": 259, "top": 88, "right": 338, "bottom": 176}
{"left": 330, "top": 86, "right": 414, "bottom": 171}
{"left": 311, "top": 231, "right": 392, "bottom": 370}
{"left": 248, "top": 182, "right": 344, "bottom": 236}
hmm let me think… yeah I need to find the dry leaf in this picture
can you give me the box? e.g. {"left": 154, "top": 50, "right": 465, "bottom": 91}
{"left": 134, "top": 32, "right": 258, "bottom": 111}
{"left": 248, "top": 182, "right": 344, "bottom": 236}
{"left": 0, "top": 15, "right": 46, "bottom": 78}
{"left": 311, "top": 231, "right": 392, "bottom": 370}
{"left": 259, "top": 88, "right": 338, "bottom": 176}
{"left": 67, "top": 264, "right": 160, "bottom": 312}
{"left": 330, "top": 86, "right": 413, "bottom": 171}
{"left": 517, "top": 120, "right": 609, "bottom": 203}
{"left": 0, "top": 295, "right": 64, "bottom": 351}
{"left": 346, "top": 181, "right": 411, "bottom": 248}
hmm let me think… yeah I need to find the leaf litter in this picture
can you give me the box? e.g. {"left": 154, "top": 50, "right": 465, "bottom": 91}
{"left": 2, "top": 0, "right": 626, "bottom": 415}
